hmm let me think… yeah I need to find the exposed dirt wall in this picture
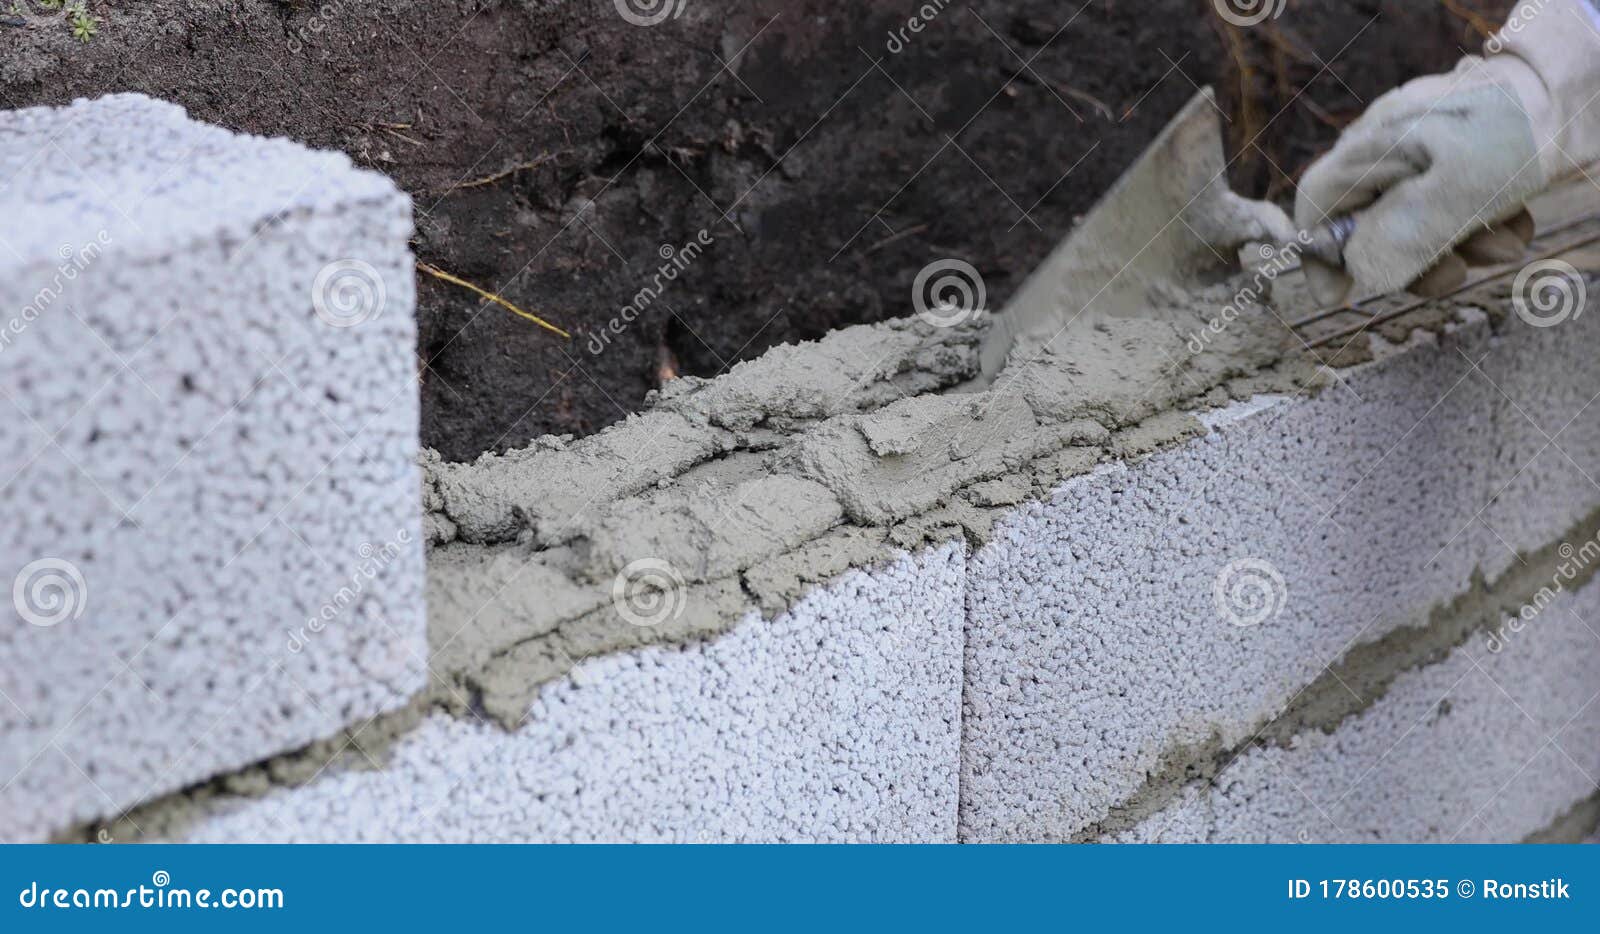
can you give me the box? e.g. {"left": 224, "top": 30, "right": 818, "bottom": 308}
{"left": 0, "top": 0, "right": 1511, "bottom": 459}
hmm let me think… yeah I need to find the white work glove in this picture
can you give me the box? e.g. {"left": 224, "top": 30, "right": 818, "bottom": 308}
{"left": 1295, "top": 0, "right": 1600, "bottom": 305}
{"left": 1190, "top": 187, "right": 1301, "bottom": 262}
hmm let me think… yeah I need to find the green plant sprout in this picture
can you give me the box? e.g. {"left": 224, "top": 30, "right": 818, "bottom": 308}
{"left": 66, "top": 1, "right": 95, "bottom": 42}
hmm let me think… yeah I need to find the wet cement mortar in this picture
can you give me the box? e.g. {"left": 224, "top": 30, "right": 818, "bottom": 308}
{"left": 0, "top": 0, "right": 1512, "bottom": 461}
{"left": 1526, "top": 791, "right": 1600, "bottom": 843}
{"left": 67, "top": 223, "right": 1600, "bottom": 842}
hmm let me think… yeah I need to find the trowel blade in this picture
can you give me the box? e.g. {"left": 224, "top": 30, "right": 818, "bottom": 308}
{"left": 979, "top": 87, "right": 1237, "bottom": 377}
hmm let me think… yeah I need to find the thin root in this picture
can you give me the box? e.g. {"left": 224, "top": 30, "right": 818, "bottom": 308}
{"left": 415, "top": 262, "right": 571, "bottom": 339}
{"left": 437, "top": 153, "right": 558, "bottom": 194}
{"left": 1057, "top": 83, "right": 1115, "bottom": 121}
{"left": 1439, "top": 0, "right": 1496, "bottom": 39}
{"left": 864, "top": 222, "right": 929, "bottom": 255}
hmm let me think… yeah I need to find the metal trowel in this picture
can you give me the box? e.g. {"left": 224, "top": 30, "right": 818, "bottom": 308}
{"left": 979, "top": 86, "right": 1301, "bottom": 377}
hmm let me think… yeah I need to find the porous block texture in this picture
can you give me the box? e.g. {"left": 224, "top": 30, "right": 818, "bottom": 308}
{"left": 1116, "top": 576, "right": 1600, "bottom": 843}
{"left": 164, "top": 546, "right": 965, "bottom": 843}
{"left": 960, "top": 308, "right": 1600, "bottom": 842}
{"left": 1475, "top": 267, "right": 1600, "bottom": 575}
{"left": 0, "top": 94, "right": 424, "bottom": 842}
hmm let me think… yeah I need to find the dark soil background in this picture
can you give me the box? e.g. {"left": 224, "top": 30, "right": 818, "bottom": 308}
{"left": 1, "top": 0, "right": 1513, "bottom": 461}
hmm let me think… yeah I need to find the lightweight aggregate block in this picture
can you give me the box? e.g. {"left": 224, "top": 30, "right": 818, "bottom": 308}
{"left": 0, "top": 94, "right": 424, "bottom": 841}
{"left": 1475, "top": 264, "right": 1600, "bottom": 577}
{"left": 157, "top": 545, "right": 965, "bottom": 843}
{"left": 959, "top": 310, "right": 1600, "bottom": 842}
{"left": 1114, "top": 575, "right": 1600, "bottom": 843}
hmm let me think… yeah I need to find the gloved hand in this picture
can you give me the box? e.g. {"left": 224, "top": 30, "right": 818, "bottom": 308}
{"left": 1191, "top": 186, "right": 1301, "bottom": 262}
{"left": 1295, "top": 0, "right": 1600, "bottom": 305}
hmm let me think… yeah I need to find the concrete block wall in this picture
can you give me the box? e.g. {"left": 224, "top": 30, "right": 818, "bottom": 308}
{"left": 114, "top": 263, "right": 1599, "bottom": 845}
{"left": 152, "top": 545, "right": 965, "bottom": 843}
{"left": 0, "top": 95, "right": 427, "bottom": 841}
{"left": 961, "top": 308, "right": 1600, "bottom": 841}
{"left": 3, "top": 94, "right": 1596, "bottom": 845}
{"left": 968, "top": 270, "right": 1600, "bottom": 842}
{"left": 1114, "top": 576, "right": 1600, "bottom": 843}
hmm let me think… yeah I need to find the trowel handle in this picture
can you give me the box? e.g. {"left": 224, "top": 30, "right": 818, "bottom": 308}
{"left": 1302, "top": 214, "right": 1358, "bottom": 268}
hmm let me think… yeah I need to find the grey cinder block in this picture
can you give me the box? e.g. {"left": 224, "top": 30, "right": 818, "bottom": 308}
{"left": 0, "top": 94, "right": 425, "bottom": 841}
{"left": 163, "top": 545, "right": 965, "bottom": 843}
